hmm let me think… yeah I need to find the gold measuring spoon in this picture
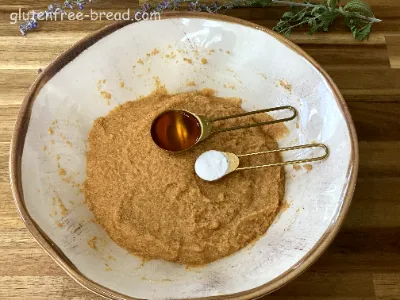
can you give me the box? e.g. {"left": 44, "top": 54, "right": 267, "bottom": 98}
{"left": 194, "top": 143, "right": 329, "bottom": 181}
{"left": 151, "top": 106, "right": 297, "bottom": 152}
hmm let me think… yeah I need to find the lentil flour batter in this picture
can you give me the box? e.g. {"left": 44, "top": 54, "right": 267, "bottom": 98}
{"left": 84, "top": 89, "right": 287, "bottom": 265}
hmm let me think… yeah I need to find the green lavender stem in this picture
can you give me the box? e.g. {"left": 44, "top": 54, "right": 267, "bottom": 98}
{"left": 271, "top": 0, "right": 382, "bottom": 23}
{"left": 351, "top": 12, "right": 381, "bottom": 23}
{"left": 271, "top": 0, "right": 315, "bottom": 8}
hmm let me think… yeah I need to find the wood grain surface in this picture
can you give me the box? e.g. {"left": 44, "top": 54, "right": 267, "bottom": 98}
{"left": 0, "top": 0, "right": 399, "bottom": 299}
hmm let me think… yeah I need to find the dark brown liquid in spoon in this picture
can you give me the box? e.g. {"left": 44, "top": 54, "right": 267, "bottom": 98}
{"left": 151, "top": 111, "right": 201, "bottom": 152}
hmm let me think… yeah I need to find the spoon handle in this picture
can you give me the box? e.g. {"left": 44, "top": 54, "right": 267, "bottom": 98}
{"left": 209, "top": 106, "right": 297, "bottom": 134}
{"left": 236, "top": 143, "right": 329, "bottom": 171}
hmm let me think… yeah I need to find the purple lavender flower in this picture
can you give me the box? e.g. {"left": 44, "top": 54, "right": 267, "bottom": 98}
{"left": 20, "top": 18, "right": 38, "bottom": 35}
{"left": 142, "top": 3, "right": 151, "bottom": 12}
{"left": 30, "top": 19, "right": 38, "bottom": 28}
{"left": 207, "top": 1, "right": 219, "bottom": 12}
{"left": 188, "top": 2, "right": 196, "bottom": 11}
{"left": 157, "top": 0, "right": 170, "bottom": 10}
{"left": 64, "top": 1, "right": 74, "bottom": 9}
{"left": 20, "top": 26, "right": 27, "bottom": 36}
{"left": 74, "top": 0, "right": 86, "bottom": 10}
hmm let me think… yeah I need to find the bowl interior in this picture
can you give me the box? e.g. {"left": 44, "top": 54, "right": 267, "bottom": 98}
{"left": 17, "top": 16, "right": 354, "bottom": 299}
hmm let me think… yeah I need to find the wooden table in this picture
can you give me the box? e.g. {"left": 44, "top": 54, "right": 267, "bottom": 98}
{"left": 1, "top": 0, "right": 399, "bottom": 299}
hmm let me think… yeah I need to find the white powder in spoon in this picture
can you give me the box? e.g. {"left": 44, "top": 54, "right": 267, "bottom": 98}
{"left": 195, "top": 150, "right": 229, "bottom": 181}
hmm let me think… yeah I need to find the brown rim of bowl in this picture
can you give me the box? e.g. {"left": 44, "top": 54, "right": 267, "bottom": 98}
{"left": 10, "top": 11, "right": 359, "bottom": 300}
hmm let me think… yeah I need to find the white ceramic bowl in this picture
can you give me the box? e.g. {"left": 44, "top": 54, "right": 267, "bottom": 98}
{"left": 11, "top": 12, "right": 358, "bottom": 300}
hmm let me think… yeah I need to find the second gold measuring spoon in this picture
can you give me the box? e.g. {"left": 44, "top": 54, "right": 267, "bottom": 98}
{"left": 194, "top": 143, "right": 329, "bottom": 181}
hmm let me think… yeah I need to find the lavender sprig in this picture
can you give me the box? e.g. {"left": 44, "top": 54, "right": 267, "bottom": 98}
{"left": 185, "top": 0, "right": 380, "bottom": 40}
{"left": 271, "top": 0, "right": 381, "bottom": 40}
{"left": 19, "top": 0, "right": 91, "bottom": 36}
{"left": 19, "top": 0, "right": 379, "bottom": 41}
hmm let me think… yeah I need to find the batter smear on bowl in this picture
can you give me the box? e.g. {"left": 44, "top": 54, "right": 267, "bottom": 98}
{"left": 84, "top": 89, "right": 287, "bottom": 265}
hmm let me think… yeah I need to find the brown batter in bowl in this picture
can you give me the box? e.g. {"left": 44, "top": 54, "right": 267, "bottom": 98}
{"left": 84, "top": 89, "right": 287, "bottom": 265}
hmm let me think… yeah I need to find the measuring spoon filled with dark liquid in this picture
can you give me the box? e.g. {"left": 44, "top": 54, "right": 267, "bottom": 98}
{"left": 151, "top": 106, "right": 297, "bottom": 153}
